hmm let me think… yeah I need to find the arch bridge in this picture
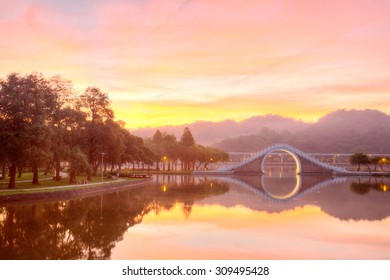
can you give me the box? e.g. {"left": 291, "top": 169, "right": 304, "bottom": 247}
{"left": 218, "top": 144, "right": 348, "bottom": 175}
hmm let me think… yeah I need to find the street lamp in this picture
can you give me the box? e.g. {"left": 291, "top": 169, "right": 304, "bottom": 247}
{"left": 162, "top": 156, "right": 167, "bottom": 171}
{"left": 101, "top": 152, "right": 105, "bottom": 182}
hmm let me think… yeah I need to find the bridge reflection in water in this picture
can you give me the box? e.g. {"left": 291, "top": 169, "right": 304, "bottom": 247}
{"left": 216, "top": 174, "right": 348, "bottom": 203}
{"left": 210, "top": 163, "right": 346, "bottom": 203}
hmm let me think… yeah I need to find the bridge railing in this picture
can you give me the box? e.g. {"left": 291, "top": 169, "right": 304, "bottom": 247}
{"left": 217, "top": 144, "right": 348, "bottom": 173}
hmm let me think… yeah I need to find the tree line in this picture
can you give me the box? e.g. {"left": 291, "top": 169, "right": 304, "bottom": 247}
{"left": 0, "top": 72, "right": 228, "bottom": 189}
{"left": 349, "top": 153, "right": 390, "bottom": 172}
{"left": 145, "top": 128, "right": 229, "bottom": 171}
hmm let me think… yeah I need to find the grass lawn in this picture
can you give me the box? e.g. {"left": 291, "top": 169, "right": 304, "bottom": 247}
{"left": 0, "top": 175, "right": 139, "bottom": 193}
{"left": 0, "top": 171, "right": 54, "bottom": 182}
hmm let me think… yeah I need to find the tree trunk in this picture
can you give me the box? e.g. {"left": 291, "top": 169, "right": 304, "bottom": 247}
{"left": 32, "top": 162, "right": 39, "bottom": 185}
{"left": 17, "top": 166, "right": 23, "bottom": 178}
{"left": 87, "top": 168, "right": 92, "bottom": 181}
{"left": 44, "top": 166, "right": 49, "bottom": 176}
{"left": 69, "top": 171, "right": 77, "bottom": 184}
{"left": 92, "top": 162, "right": 99, "bottom": 176}
{"left": 44, "top": 162, "right": 53, "bottom": 176}
{"left": 55, "top": 160, "right": 61, "bottom": 181}
{"left": 8, "top": 164, "right": 17, "bottom": 189}
{"left": 156, "top": 161, "right": 160, "bottom": 171}
{"left": 1, "top": 162, "right": 6, "bottom": 178}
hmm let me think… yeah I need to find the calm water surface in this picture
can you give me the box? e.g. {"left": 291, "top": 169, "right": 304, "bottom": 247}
{"left": 1, "top": 170, "right": 389, "bottom": 259}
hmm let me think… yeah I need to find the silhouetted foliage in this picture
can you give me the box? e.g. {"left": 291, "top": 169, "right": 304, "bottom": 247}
{"left": 349, "top": 153, "right": 371, "bottom": 171}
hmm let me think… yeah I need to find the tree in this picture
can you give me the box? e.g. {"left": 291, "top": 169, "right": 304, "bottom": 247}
{"left": 48, "top": 76, "right": 82, "bottom": 181}
{"left": 370, "top": 156, "right": 381, "bottom": 171}
{"left": 198, "top": 146, "right": 229, "bottom": 170}
{"left": 0, "top": 72, "right": 59, "bottom": 188}
{"left": 80, "top": 87, "right": 114, "bottom": 124}
{"left": 179, "top": 127, "right": 197, "bottom": 170}
{"left": 103, "top": 120, "right": 126, "bottom": 172}
{"left": 180, "top": 127, "right": 195, "bottom": 147}
{"left": 50, "top": 106, "right": 87, "bottom": 180}
{"left": 349, "top": 153, "right": 371, "bottom": 171}
{"left": 151, "top": 130, "right": 163, "bottom": 170}
{"left": 378, "top": 156, "right": 390, "bottom": 172}
{"left": 79, "top": 87, "right": 114, "bottom": 177}
{"left": 68, "top": 146, "right": 90, "bottom": 184}
{"left": 163, "top": 134, "right": 178, "bottom": 171}
{"left": 370, "top": 156, "right": 390, "bottom": 172}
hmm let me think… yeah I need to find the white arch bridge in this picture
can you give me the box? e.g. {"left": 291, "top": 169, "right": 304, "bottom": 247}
{"left": 216, "top": 144, "right": 349, "bottom": 175}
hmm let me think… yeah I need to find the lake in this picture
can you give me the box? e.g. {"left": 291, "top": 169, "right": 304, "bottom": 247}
{"left": 1, "top": 170, "right": 389, "bottom": 259}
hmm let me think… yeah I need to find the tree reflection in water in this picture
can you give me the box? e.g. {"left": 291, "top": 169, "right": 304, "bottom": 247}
{"left": 350, "top": 177, "right": 390, "bottom": 195}
{"left": 0, "top": 177, "right": 229, "bottom": 259}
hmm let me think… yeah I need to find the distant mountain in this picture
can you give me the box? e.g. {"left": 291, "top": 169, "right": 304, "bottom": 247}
{"left": 131, "top": 115, "right": 309, "bottom": 145}
{"left": 213, "top": 109, "right": 390, "bottom": 153}
{"left": 132, "top": 109, "right": 390, "bottom": 153}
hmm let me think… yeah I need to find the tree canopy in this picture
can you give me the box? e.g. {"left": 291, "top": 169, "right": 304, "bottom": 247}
{"left": 0, "top": 72, "right": 153, "bottom": 188}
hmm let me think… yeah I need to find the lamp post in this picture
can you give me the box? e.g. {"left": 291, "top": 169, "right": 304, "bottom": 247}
{"left": 101, "top": 152, "right": 105, "bottom": 182}
{"left": 162, "top": 156, "right": 167, "bottom": 171}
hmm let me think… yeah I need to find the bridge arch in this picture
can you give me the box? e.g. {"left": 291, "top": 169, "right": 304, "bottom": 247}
{"left": 217, "top": 144, "right": 348, "bottom": 174}
{"left": 261, "top": 147, "right": 302, "bottom": 174}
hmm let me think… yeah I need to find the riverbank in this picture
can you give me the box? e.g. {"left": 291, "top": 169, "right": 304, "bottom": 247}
{"left": 0, "top": 177, "right": 152, "bottom": 205}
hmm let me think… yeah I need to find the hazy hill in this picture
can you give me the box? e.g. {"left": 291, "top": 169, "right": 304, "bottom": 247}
{"left": 132, "top": 109, "right": 390, "bottom": 153}
{"left": 213, "top": 109, "right": 390, "bottom": 153}
{"left": 132, "top": 115, "right": 309, "bottom": 145}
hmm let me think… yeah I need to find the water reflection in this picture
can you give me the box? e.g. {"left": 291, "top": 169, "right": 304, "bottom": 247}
{"left": 0, "top": 177, "right": 228, "bottom": 259}
{"left": 350, "top": 178, "right": 390, "bottom": 195}
{"left": 0, "top": 174, "right": 389, "bottom": 259}
{"left": 261, "top": 175, "right": 302, "bottom": 200}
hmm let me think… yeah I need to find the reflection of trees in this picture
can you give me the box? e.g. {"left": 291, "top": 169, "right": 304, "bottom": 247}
{"left": 144, "top": 176, "right": 229, "bottom": 219}
{"left": 0, "top": 177, "right": 229, "bottom": 259}
{"left": 350, "top": 178, "right": 390, "bottom": 195}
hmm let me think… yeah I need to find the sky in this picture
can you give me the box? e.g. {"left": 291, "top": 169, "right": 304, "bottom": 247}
{"left": 1, "top": 0, "right": 389, "bottom": 128}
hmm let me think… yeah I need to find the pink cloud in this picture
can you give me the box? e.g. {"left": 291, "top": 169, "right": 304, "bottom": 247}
{"left": 1, "top": 0, "right": 389, "bottom": 126}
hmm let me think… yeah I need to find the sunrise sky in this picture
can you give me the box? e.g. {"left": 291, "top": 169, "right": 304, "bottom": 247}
{"left": 1, "top": 0, "right": 389, "bottom": 128}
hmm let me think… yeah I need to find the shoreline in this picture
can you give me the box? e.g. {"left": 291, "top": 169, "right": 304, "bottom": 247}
{"left": 0, "top": 178, "right": 152, "bottom": 206}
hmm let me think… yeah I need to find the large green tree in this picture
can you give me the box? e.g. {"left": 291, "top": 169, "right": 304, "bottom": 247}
{"left": 0, "top": 72, "right": 59, "bottom": 188}
{"left": 79, "top": 87, "right": 114, "bottom": 177}
{"left": 49, "top": 76, "right": 85, "bottom": 181}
